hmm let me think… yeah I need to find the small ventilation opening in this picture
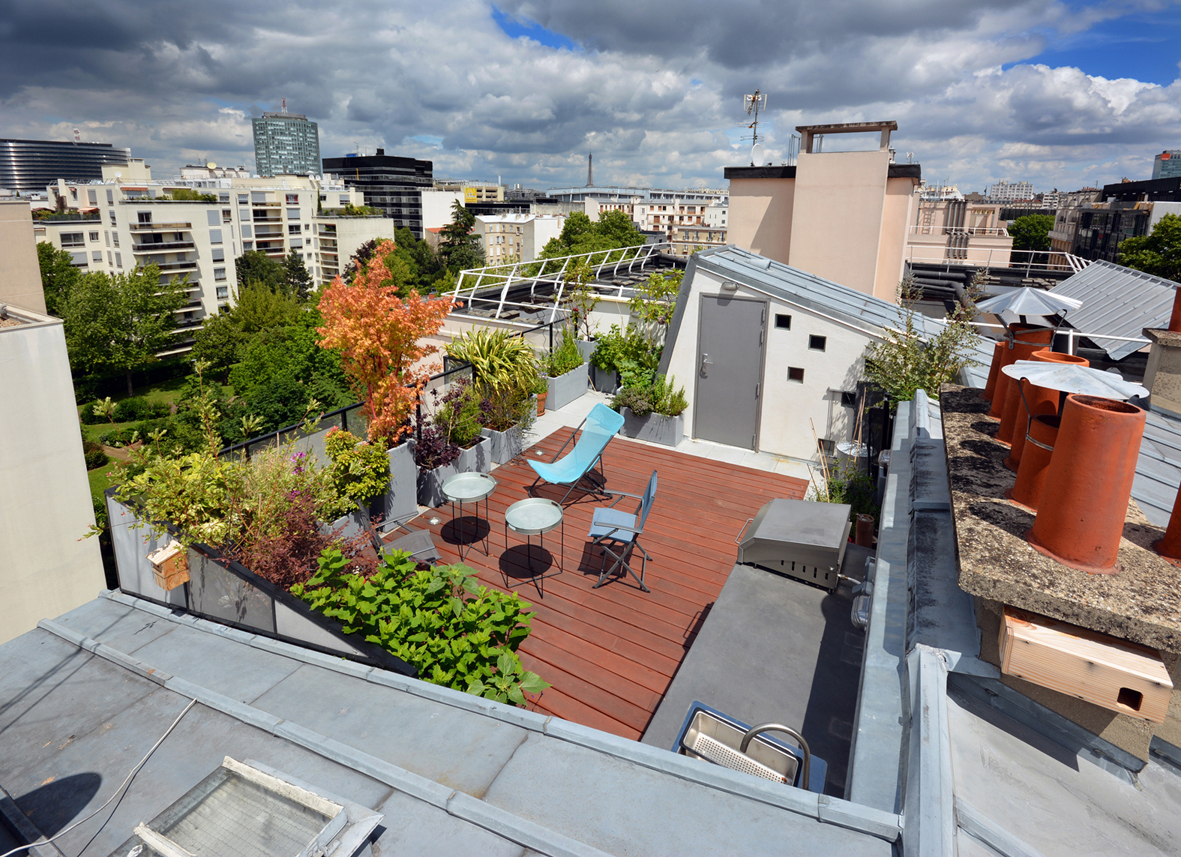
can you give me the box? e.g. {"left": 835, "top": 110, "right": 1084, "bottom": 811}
{"left": 1117, "top": 687, "right": 1143, "bottom": 711}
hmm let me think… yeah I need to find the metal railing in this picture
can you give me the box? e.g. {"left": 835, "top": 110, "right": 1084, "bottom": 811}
{"left": 451, "top": 242, "right": 673, "bottom": 322}
{"left": 907, "top": 225, "right": 1010, "bottom": 237}
{"left": 972, "top": 321, "right": 1148, "bottom": 355}
{"left": 906, "top": 246, "right": 1090, "bottom": 274}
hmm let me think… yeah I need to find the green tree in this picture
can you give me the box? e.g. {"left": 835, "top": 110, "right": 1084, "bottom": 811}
{"left": 1008, "top": 214, "right": 1055, "bottom": 252}
{"left": 438, "top": 201, "right": 485, "bottom": 272}
{"left": 234, "top": 249, "right": 285, "bottom": 291}
{"left": 1120, "top": 213, "right": 1181, "bottom": 283}
{"left": 189, "top": 311, "right": 245, "bottom": 382}
{"left": 229, "top": 282, "right": 301, "bottom": 335}
{"left": 283, "top": 249, "right": 314, "bottom": 300}
{"left": 62, "top": 265, "right": 188, "bottom": 395}
{"left": 36, "top": 241, "right": 81, "bottom": 317}
{"left": 862, "top": 275, "right": 982, "bottom": 405}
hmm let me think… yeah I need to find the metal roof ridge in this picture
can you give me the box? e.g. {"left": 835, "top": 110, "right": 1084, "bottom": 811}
{"left": 93, "top": 592, "right": 902, "bottom": 842}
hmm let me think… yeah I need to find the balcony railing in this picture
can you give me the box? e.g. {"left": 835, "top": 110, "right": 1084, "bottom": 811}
{"left": 907, "top": 225, "right": 1010, "bottom": 237}
{"left": 152, "top": 260, "right": 199, "bottom": 272}
{"left": 132, "top": 240, "right": 195, "bottom": 253}
{"left": 130, "top": 221, "right": 191, "bottom": 231}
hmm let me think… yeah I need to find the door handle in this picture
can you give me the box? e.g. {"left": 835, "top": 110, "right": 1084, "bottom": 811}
{"left": 700, "top": 353, "right": 712, "bottom": 376}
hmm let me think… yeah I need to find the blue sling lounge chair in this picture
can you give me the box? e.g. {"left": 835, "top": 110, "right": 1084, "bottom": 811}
{"left": 528, "top": 403, "right": 624, "bottom": 504}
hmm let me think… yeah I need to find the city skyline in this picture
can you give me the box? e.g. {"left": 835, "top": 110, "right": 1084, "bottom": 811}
{"left": 0, "top": 0, "right": 1178, "bottom": 193}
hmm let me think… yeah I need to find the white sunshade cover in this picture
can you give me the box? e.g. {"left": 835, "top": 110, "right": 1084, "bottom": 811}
{"left": 977, "top": 287, "right": 1084, "bottom": 318}
{"left": 1001, "top": 361, "right": 1149, "bottom": 400}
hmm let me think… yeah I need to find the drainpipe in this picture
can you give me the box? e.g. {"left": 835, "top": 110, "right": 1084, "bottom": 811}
{"left": 1027, "top": 395, "right": 1146, "bottom": 574}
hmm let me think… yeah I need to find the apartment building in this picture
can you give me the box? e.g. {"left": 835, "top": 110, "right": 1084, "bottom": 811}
{"left": 34, "top": 164, "right": 391, "bottom": 344}
{"left": 1048, "top": 177, "right": 1181, "bottom": 264}
{"left": 905, "top": 198, "right": 1013, "bottom": 268}
{"left": 323, "top": 150, "right": 433, "bottom": 238}
{"left": 435, "top": 179, "right": 504, "bottom": 204}
{"left": 473, "top": 213, "right": 565, "bottom": 263}
{"left": 1152, "top": 151, "right": 1181, "bottom": 180}
{"left": 252, "top": 111, "right": 321, "bottom": 178}
{"left": 669, "top": 224, "right": 728, "bottom": 258}
{"left": 986, "top": 180, "right": 1035, "bottom": 203}
{"left": 0, "top": 138, "right": 131, "bottom": 195}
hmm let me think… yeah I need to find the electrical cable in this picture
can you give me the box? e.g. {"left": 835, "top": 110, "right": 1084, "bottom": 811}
{"left": 0, "top": 698, "right": 197, "bottom": 857}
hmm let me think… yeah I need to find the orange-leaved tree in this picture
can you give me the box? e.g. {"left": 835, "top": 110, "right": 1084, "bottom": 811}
{"left": 318, "top": 240, "right": 452, "bottom": 443}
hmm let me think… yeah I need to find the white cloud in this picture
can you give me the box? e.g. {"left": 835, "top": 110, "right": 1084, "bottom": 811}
{"left": 0, "top": 0, "right": 1177, "bottom": 193}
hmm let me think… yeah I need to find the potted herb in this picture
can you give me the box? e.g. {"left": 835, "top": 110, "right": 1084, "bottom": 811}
{"left": 478, "top": 386, "right": 536, "bottom": 465}
{"left": 532, "top": 373, "right": 549, "bottom": 416}
{"left": 542, "top": 326, "right": 588, "bottom": 411}
{"left": 613, "top": 373, "right": 688, "bottom": 447}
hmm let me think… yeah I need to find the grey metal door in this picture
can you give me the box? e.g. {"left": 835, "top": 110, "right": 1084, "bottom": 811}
{"left": 694, "top": 294, "right": 766, "bottom": 449}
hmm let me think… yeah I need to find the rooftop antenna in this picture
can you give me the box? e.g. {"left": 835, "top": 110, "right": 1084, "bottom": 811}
{"left": 281, "top": 98, "right": 287, "bottom": 113}
{"left": 743, "top": 89, "right": 767, "bottom": 166}
{"left": 73, "top": 128, "right": 80, "bottom": 144}
{"left": 586, "top": 152, "right": 594, "bottom": 187}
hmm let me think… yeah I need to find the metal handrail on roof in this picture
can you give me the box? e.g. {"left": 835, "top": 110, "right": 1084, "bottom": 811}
{"left": 451, "top": 242, "right": 673, "bottom": 322}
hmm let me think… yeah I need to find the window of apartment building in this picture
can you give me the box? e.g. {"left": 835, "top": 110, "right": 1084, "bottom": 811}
{"left": 288, "top": 224, "right": 301, "bottom": 234}
{"left": 109, "top": 210, "right": 117, "bottom": 225}
{"left": 214, "top": 267, "right": 226, "bottom": 281}
{"left": 809, "top": 335, "right": 827, "bottom": 352}
{"left": 285, "top": 193, "right": 299, "bottom": 205}
{"left": 775, "top": 313, "right": 792, "bottom": 330}
{"left": 92, "top": 250, "right": 102, "bottom": 263}
{"left": 207, "top": 210, "right": 220, "bottom": 227}
{"left": 286, "top": 208, "right": 300, "bottom": 220}
{"left": 88, "top": 189, "right": 98, "bottom": 205}
{"left": 243, "top": 241, "right": 252, "bottom": 252}
{"left": 238, "top": 194, "right": 248, "bottom": 204}
{"left": 339, "top": 195, "right": 350, "bottom": 206}
{"left": 106, "top": 189, "right": 114, "bottom": 204}
{"left": 290, "top": 237, "right": 302, "bottom": 249}
{"left": 114, "top": 252, "right": 122, "bottom": 268}
{"left": 235, "top": 208, "right": 247, "bottom": 222}
{"left": 89, "top": 231, "right": 99, "bottom": 242}
{"left": 211, "top": 248, "right": 225, "bottom": 262}
{"left": 104, "top": 231, "right": 110, "bottom": 247}
{"left": 788, "top": 366, "right": 805, "bottom": 383}
{"left": 137, "top": 211, "right": 152, "bottom": 224}
{"left": 60, "top": 232, "right": 84, "bottom": 248}
{"left": 251, "top": 192, "right": 267, "bottom": 204}
{"left": 219, "top": 192, "right": 230, "bottom": 203}
{"left": 239, "top": 224, "right": 250, "bottom": 238}
{"left": 108, "top": 251, "right": 114, "bottom": 266}
{"left": 216, "top": 286, "right": 229, "bottom": 300}
{"left": 112, "top": 233, "right": 119, "bottom": 247}
{"left": 209, "top": 229, "right": 222, "bottom": 244}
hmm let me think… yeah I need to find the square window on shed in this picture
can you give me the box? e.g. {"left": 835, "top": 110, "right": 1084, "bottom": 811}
{"left": 809, "top": 335, "right": 827, "bottom": 351}
{"left": 788, "top": 366, "right": 805, "bottom": 383}
{"left": 775, "top": 314, "right": 792, "bottom": 330}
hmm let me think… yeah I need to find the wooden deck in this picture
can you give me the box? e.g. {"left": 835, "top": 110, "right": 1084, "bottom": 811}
{"left": 413, "top": 431, "right": 809, "bottom": 740}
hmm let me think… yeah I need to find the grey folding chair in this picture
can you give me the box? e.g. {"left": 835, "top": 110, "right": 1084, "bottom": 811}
{"left": 587, "top": 470, "right": 656, "bottom": 592}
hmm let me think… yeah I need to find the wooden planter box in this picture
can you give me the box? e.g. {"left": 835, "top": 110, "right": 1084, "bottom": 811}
{"left": 620, "top": 407, "right": 685, "bottom": 447}
{"left": 547, "top": 361, "right": 589, "bottom": 411}
{"left": 482, "top": 425, "right": 524, "bottom": 465}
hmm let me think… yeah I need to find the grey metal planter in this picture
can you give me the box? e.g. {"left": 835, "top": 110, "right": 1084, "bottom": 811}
{"left": 547, "top": 361, "right": 589, "bottom": 411}
{"left": 576, "top": 338, "right": 598, "bottom": 364}
{"left": 482, "top": 425, "right": 524, "bottom": 465}
{"left": 417, "top": 435, "right": 490, "bottom": 507}
{"left": 620, "top": 407, "right": 685, "bottom": 447}
{"left": 591, "top": 363, "right": 619, "bottom": 394}
{"left": 381, "top": 440, "right": 417, "bottom": 524}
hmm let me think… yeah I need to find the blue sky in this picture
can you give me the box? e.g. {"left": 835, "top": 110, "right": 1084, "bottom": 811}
{"left": 491, "top": 7, "right": 580, "bottom": 51}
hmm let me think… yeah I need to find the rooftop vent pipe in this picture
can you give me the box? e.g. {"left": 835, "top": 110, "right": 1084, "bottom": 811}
{"left": 988, "top": 325, "right": 1055, "bottom": 419}
{"left": 1027, "top": 395, "right": 1145, "bottom": 574}
{"left": 982, "top": 340, "right": 1005, "bottom": 402}
{"left": 998, "top": 349, "right": 1089, "bottom": 450}
{"left": 1004, "top": 350, "right": 1090, "bottom": 471}
{"left": 1007, "top": 414, "right": 1060, "bottom": 511}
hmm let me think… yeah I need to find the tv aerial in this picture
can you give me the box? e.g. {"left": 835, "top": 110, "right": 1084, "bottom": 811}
{"left": 743, "top": 89, "right": 767, "bottom": 166}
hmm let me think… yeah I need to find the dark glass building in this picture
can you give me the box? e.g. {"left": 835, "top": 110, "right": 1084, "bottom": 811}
{"left": 0, "top": 139, "right": 131, "bottom": 195}
{"left": 322, "top": 149, "right": 433, "bottom": 237}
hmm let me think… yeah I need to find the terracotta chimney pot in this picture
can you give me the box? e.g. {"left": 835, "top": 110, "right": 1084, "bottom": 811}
{"left": 1000, "top": 350, "right": 1089, "bottom": 462}
{"left": 1027, "top": 395, "right": 1146, "bottom": 574}
{"left": 989, "top": 325, "right": 1055, "bottom": 419}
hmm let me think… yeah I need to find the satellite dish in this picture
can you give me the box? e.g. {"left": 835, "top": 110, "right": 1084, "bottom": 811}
{"left": 750, "top": 143, "right": 765, "bottom": 167}
{"left": 115, "top": 171, "right": 122, "bottom": 179}
{"left": 207, "top": 161, "right": 217, "bottom": 169}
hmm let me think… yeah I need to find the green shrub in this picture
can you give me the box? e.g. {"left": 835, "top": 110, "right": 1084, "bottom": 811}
{"left": 112, "top": 397, "right": 171, "bottom": 422}
{"left": 591, "top": 324, "right": 659, "bottom": 375}
{"left": 434, "top": 379, "right": 484, "bottom": 448}
{"left": 612, "top": 373, "right": 688, "bottom": 417}
{"left": 324, "top": 427, "right": 390, "bottom": 506}
{"left": 292, "top": 548, "right": 550, "bottom": 706}
{"left": 446, "top": 328, "right": 538, "bottom": 394}
{"left": 84, "top": 448, "right": 109, "bottom": 470}
{"left": 541, "top": 326, "right": 584, "bottom": 377}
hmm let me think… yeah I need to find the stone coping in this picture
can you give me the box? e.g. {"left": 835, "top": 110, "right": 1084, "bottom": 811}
{"left": 942, "top": 385, "right": 1181, "bottom": 653}
{"left": 1143, "top": 327, "right": 1181, "bottom": 347}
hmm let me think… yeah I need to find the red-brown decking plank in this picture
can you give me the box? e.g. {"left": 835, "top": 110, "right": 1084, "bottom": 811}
{"left": 417, "top": 431, "right": 808, "bottom": 739}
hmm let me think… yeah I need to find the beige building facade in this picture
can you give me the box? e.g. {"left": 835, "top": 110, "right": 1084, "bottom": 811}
{"left": 726, "top": 121, "right": 921, "bottom": 302}
{"left": 905, "top": 198, "right": 1013, "bottom": 269}
{"left": 474, "top": 213, "right": 565, "bottom": 263}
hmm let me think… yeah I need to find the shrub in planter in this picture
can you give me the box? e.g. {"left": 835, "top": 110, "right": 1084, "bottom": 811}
{"left": 612, "top": 374, "right": 688, "bottom": 418}
{"left": 324, "top": 427, "right": 391, "bottom": 509}
{"left": 292, "top": 547, "right": 550, "bottom": 706}
{"left": 445, "top": 328, "right": 538, "bottom": 397}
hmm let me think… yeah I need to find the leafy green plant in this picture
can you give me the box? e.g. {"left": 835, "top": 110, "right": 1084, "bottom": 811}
{"left": 808, "top": 454, "right": 879, "bottom": 524}
{"left": 541, "top": 326, "right": 585, "bottom": 377}
{"left": 591, "top": 324, "right": 659, "bottom": 375}
{"left": 862, "top": 274, "right": 982, "bottom": 405}
{"left": 559, "top": 261, "right": 600, "bottom": 340}
{"left": 292, "top": 548, "right": 550, "bottom": 706}
{"left": 612, "top": 373, "right": 688, "bottom": 417}
{"left": 627, "top": 270, "right": 682, "bottom": 347}
{"left": 446, "top": 328, "right": 538, "bottom": 394}
{"left": 325, "top": 427, "right": 391, "bottom": 507}
{"left": 433, "top": 378, "right": 484, "bottom": 448}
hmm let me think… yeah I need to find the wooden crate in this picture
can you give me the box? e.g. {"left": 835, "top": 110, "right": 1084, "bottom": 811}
{"left": 1000, "top": 607, "right": 1173, "bottom": 724}
{"left": 147, "top": 540, "right": 189, "bottom": 591}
